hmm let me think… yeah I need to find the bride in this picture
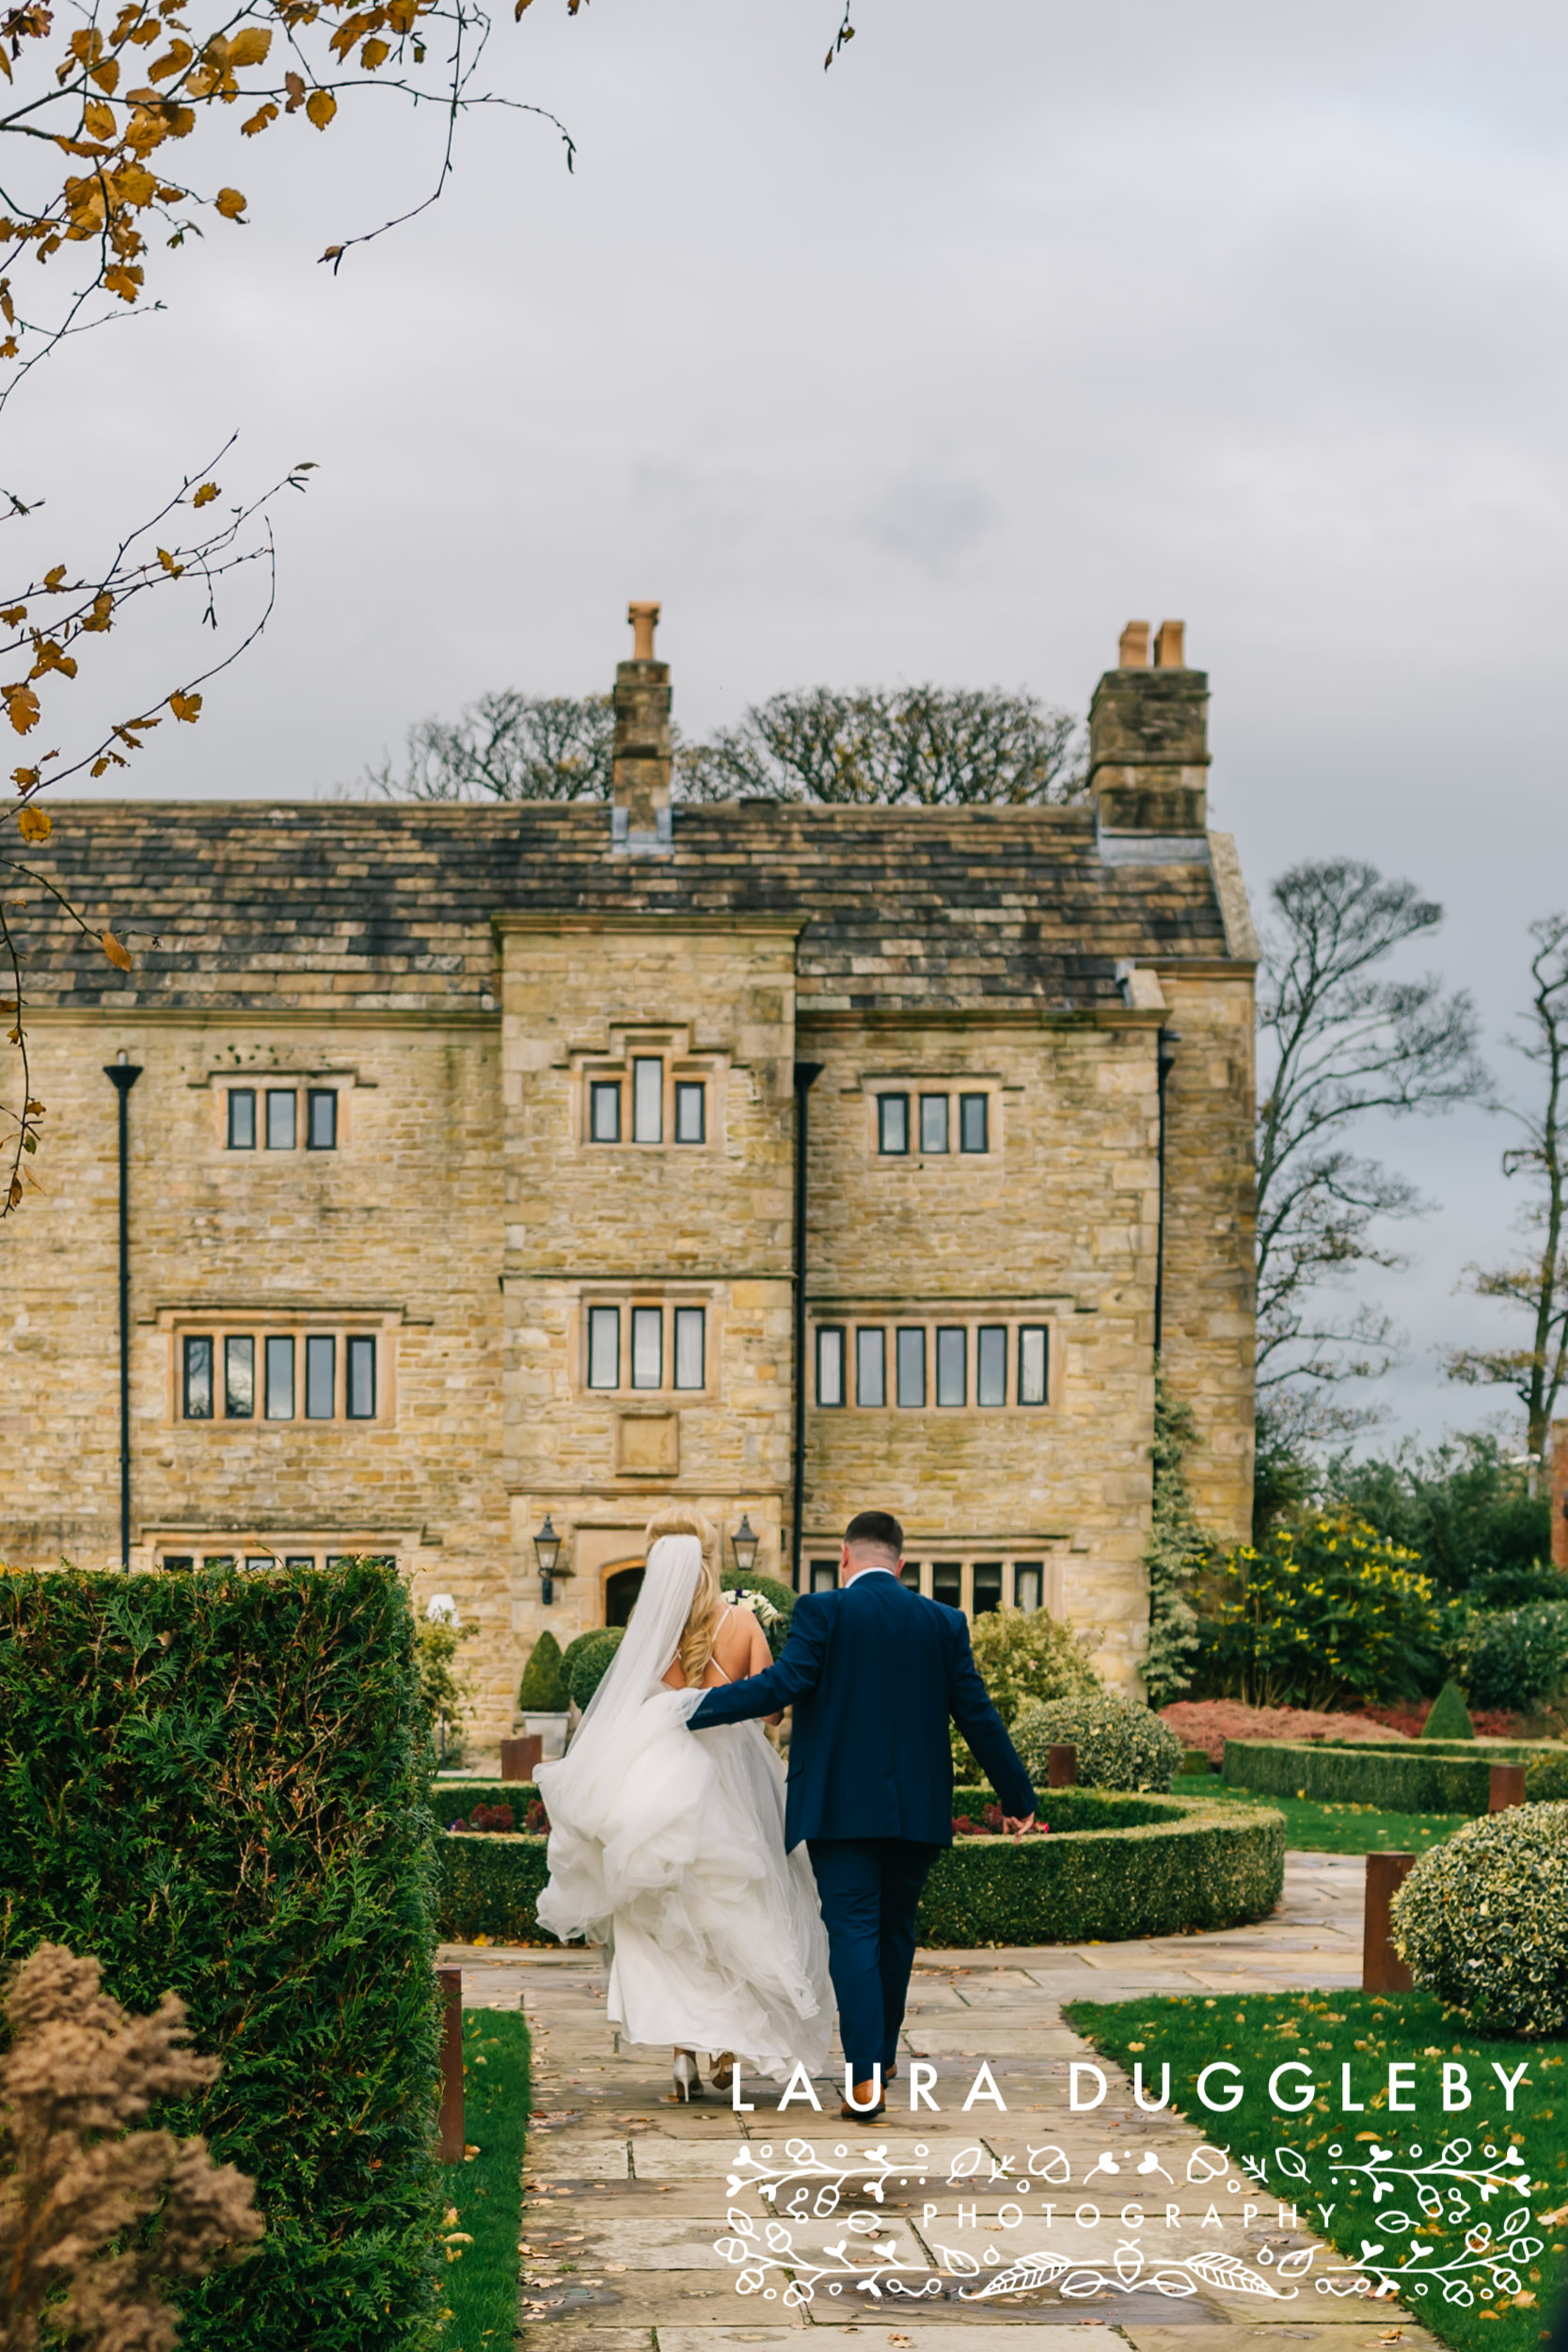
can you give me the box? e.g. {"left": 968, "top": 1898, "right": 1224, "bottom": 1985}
{"left": 534, "top": 1505, "right": 834, "bottom": 2101}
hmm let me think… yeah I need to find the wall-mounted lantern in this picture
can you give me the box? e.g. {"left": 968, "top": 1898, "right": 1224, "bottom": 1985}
{"left": 534, "top": 1514, "right": 564, "bottom": 1604}
{"left": 730, "top": 1514, "right": 760, "bottom": 1577}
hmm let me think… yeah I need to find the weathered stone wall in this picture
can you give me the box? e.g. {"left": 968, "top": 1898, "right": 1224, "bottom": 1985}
{"left": 0, "top": 1010, "right": 519, "bottom": 1739}
{"left": 800, "top": 1011, "right": 1163, "bottom": 1688}
{"left": 499, "top": 918, "right": 800, "bottom": 1660}
{"left": 1152, "top": 966, "right": 1257, "bottom": 1544}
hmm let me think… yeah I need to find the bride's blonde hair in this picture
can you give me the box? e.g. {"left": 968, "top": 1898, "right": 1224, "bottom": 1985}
{"left": 643, "top": 1503, "right": 723, "bottom": 1687}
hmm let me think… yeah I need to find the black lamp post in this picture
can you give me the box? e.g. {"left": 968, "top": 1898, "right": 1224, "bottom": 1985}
{"left": 103, "top": 1052, "right": 142, "bottom": 1570}
{"left": 534, "top": 1514, "right": 562, "bottom": 1604}
{"left": 730, "top": 1515, "right": 760, "bottom": 1576}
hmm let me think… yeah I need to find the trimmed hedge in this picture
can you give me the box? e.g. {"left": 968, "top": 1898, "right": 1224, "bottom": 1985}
{"left": 1222, "top": 1735, "right": 1560, "bottom": 1812}
{"left": 439, "top": 1832, "right": 552, "bottom": 1944}
{"left": 436, "top": 1789, "right": 1284, "bottom": 1949}
{"left": 0, "top": 1562, "right": 441, "bottom": 2352}
{"left": 435, "top": 1778, "right": 541, "bottom": 1820}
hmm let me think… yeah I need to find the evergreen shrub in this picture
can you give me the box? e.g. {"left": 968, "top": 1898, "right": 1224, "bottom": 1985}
{"left": 436, "top": 1793, "right": 1284, "bottom": 1948}
{"left": 1453, "top": 1601, "right": 1568, "bottom": 1715}
{"left": 1391, "top": 1800, "right": 1568, "bottom": 2036}
{"left": 517, "top": 1629, "right": 567, "bottom": 1711}
{"left": 1423, "top": 1678, "right": 1475, "bottom": 1739}
{"left": 0, "top": 1562, "right": 441, "bottom": 2352}
{"left": 564, "top": 1627, "right": 624, "bottom": 1708}
{"left": 1526, "top": 1750, "right": 1568, "bottom": 1802}
{"left": 1012, "top": 1692, "right": 1184, "bottom": 1791}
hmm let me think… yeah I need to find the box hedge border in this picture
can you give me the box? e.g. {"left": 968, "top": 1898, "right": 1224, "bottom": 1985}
{"left": 0, "top": 1563, "right": 442, "bottom": 2352}
{"left": 437, "top": 1788, "right": 1284, "bottom": 1948}
{"left": 1222, "top": 1737, "right": 1561, "bottom": 1812}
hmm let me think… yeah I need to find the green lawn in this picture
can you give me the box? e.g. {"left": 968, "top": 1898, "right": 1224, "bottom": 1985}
{"left": 436, "top": 2009, "right": 531, "bottom": 2352}
{"left": 1066, "top": 1989, "right": 1568, "bottom": 2352}
{"left": 1209, "top": 1781, "right": 1467, "bottom": 1854}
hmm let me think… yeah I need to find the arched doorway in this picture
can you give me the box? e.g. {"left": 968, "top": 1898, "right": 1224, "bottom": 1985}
{"left": 604, "top": 1564, "right": 644, "bottom": 1627}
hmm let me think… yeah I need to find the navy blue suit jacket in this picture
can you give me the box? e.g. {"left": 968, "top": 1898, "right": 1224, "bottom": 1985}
{"left": 688, "top": 1571, "right": 1036, "bottom": 1851}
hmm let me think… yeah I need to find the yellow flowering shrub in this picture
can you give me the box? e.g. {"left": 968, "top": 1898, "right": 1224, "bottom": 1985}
{"left": 1195, "top": 1511, "right": 1439, "bottom": 1709}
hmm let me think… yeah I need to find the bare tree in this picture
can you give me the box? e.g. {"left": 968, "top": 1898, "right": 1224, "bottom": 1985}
{"left": 680, "top": 684, "right": 1085, "bottom": 805}
{"left": 1256, "top": 859, "right": 1488, "bottom": 1420}
{"left": 1446, "top": 914, "right": 1568, "bottom": 1458}
{"left": 367, "top": 690, "right": 614, "bottom": 802}
{"left": 362, "top": 682, "right": 1085, "bottom": 809}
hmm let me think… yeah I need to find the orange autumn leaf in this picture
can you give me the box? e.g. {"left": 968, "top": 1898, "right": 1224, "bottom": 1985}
{"left": 17, "top": 805, "right": 51, "bottom": 842}
{"left": 227, "top": 24, "right": 272, "bottom": 65}
{"left": 305, "top": 87, "right": 337, "bottom": 130}
{"left": 4, "top": 686, "right": 40, "bottom": 734}
{"left": 101, "top": 930, "right": 134, "bottom": 971}
{"left": 169, "top": 690, "right": 201, "bottom": 722}
{"left": 214, "top": 186, "right": 246, "bottom": 219}
{"left": 192, "top": 482, "right": 219, "bottom": 506}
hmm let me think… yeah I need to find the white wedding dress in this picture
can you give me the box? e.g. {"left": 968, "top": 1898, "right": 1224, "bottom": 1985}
{"left": 534, "top": 1536, "right": 834, "bottom": 2079}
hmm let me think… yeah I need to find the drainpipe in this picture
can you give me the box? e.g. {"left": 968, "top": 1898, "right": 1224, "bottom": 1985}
{"left": 790, "top": 1062, "right": 823, "bottom": 1589}
{"left": 1152, "top": 1027, "right": 1180, "bottom": 1359}
{"left": 103, "top": 1053, "right": 142, "bottom": 1568}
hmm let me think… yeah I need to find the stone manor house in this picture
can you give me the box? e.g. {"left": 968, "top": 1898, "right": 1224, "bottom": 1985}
{"left": 2, "top": 611, "right": 1258, "bottom": 1744}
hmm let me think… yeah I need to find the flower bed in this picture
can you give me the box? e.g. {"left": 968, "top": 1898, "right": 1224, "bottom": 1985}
{"left": 436, "top": 1788, "right": 1284, "bottom": 1948}
{"left": 1161, "top": 1698, "right": 1417, "bottom": 1766}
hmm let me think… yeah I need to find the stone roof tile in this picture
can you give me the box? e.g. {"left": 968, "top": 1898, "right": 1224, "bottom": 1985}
{"left": 17, "top": 799, "right": 1236, "bottom": 1014}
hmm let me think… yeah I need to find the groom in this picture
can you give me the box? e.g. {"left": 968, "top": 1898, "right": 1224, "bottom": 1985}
{"left": 687, "top": 1509, "right": 1036, "bottom": 2121}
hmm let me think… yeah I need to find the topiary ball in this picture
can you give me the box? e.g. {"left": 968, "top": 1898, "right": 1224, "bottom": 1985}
{"left": 1011, "top": 1692, "right": 1184, "bottom": 1793}
{"left": 566, "top": 1627, "right": 625, "bottom": 1709}
{"left": 1390, "top": 1800, "right": 1568, "bottom": 2036}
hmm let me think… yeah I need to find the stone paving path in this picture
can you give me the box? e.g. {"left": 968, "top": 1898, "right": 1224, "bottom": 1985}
{"left": 443, "top": 1853, "right": 1434, "bottom": 2352}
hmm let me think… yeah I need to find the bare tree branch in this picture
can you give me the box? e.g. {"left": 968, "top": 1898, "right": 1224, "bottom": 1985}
{"left": 1444, "top": 913, "right": 1568, "bottom": 1455}
{"left": 1256, "top": 857, "right": 1489, "bottom": 1403}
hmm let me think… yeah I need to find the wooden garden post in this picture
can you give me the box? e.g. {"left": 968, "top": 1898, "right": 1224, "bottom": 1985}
{"left": 1362, "top": 1852, "right": 1415, "bottom": 1993}
{"left": 1489, "top": 1763, "right": 1526, "bottom": 1811}
{"left": 437, "top": 1967, "right": 465, "bottom": 2162}
{"left": 1047, "top": 1743, "right": 1077, "bottom": 1788}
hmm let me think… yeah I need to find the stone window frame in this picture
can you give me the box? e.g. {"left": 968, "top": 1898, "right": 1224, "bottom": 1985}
{"left": 804, "top": 1552, "right": 1061, "bottom": 1619}
{"left": 867, "top": 1079, "right": 1000, "bottom": 1165}
{"left": 572, "top": 1024, "right": 726, "bottom": 1153}
{"left": 810, "top": 1309, "right": 1054, "bottom": 1413}
{"left": 161, "top": 1310, "right": 399, "bottom": 1428}
{"left": 211, "top": 1075, "right": 354, "bottom": 1154}
{"left": 573, "top": 1288, "right": 720, "bottom": 1402}
{"left": 151, "top": 1539, "right": 404, "bottom": 1573}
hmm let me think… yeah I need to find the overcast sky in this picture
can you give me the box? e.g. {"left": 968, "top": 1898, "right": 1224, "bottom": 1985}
{"left": 22, "top": 0, "right": 1568, "bottom": 1453}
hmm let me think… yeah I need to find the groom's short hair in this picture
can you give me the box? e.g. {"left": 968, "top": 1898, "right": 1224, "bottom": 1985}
{"left": 845, "top": 1509, "right": 903, "bottom": 1560}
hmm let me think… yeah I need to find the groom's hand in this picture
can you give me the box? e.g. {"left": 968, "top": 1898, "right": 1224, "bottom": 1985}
{"left": 1002, "top": 1813, "right": 1036, "bottom": 1839}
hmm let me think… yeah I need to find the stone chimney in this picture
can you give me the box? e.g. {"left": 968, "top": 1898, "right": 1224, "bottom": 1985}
{"left": 611, "top": 600, "right": 673, "bottom": 853}
{"left": 1087, "top": 618, "right": 1209, "bottom": 837}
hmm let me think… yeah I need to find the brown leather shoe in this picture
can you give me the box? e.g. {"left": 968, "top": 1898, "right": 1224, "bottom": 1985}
{"left": 839, "top": 2099, "right": 887, "bottom": 2122}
